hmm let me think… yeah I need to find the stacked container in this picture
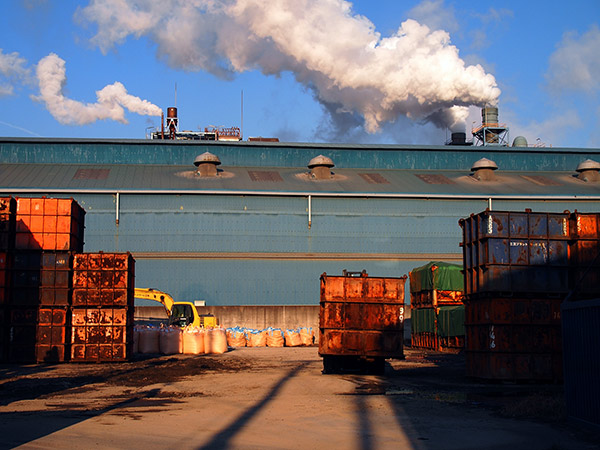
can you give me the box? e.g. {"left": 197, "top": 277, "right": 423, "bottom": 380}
{"left": 459, "top": 210, "right": 569, "bottom": 381}
{"left": 15, "top": 198, "right": 84, "bottom": 253}
{"left": 409, "top": 261, "right": 465, "bottom": 352}
{"left": 568, "top": 212, "right": 600, "bottom": 298}
{"left": 71, "top": 252, "right": 135, "bottom": 362}
{"left": 0, "top": 197, "right": 85, "bottom": 363}
{"left": 0, "top": 198, "right": 15, "bottom": 361}
{"left": 0, "top": 197, "right": 136, "bottom": 364}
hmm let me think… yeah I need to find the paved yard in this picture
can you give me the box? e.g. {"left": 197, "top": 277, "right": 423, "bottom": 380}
{"left": 0, "top": 347, "right": 598, "bottom": 449}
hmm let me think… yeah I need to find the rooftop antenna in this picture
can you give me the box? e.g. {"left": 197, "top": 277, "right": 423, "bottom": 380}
{"left": 241, "top": 89, "right": 244, "bottom": 140}
{"left": 175, "top": 83, "right": 177, "bottom": 107}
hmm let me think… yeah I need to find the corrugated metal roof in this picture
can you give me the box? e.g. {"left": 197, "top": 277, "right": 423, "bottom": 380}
{"left": 1, "top": 162, "right": 600, "bottom": 197}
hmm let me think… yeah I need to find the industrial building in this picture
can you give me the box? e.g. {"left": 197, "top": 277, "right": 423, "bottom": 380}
{"left": 1, "top": 108, "right": 600, "bottom": 309}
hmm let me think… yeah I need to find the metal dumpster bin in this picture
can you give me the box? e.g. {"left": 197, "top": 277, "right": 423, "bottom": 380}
{"left": 319, "top": 271, "right": 407, "bottom": 375}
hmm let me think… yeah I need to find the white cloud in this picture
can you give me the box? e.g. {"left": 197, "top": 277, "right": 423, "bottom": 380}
{"left": 469, "top": 7, "right": 513, "bottom": 51}
{"left": 0, "top": 49, "right": 31, "bottom": 96}
{"left": 546, "top": 25, "right": 600, "bottom": 93}
{"left": 77, "top": 0, "right": 500, "bottom": 133}
{"left": 405, "top": 0, "right": 459, "bottom": 34}
{"left": 31, "top": 53, "right": 162, "bottom": 125}
{"left": 508, "top": 109, "right": 582, "bottom": 148}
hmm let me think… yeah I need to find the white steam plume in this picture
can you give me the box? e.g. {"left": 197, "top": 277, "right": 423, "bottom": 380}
{"left": 32, "top": 53, "right": 162, "bottom": 125}
{"left": 79, "top": 0, "right": 500, "bottom": 132}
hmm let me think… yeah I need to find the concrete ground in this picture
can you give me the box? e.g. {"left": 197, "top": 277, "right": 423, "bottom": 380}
{"left": 0, "top": 347, "right": 598, "bottom": 450}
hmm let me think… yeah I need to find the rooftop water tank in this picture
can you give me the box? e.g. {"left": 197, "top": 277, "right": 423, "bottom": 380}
{"left": 512, "top": 136, "right": 528, "bottom": 147}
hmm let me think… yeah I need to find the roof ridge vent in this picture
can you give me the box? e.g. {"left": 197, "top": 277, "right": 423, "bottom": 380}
{"left": 471, "top": 157, "right": 498, "bottom": 181}
{"left": 576, "top": 159, "right": 600, "bottom": 182}
{"left": 194, "top": 151, "right": 221, "bottom": 177}
{"left": 308, "top": 155, "right": 334, "bottom": 180}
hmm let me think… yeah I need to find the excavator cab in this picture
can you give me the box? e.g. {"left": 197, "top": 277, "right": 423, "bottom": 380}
{"left": 169, "top": 303, "right": 196, "bottom": 327}
{"left": 134, "top": 288, "right": 203, "bottom": 328}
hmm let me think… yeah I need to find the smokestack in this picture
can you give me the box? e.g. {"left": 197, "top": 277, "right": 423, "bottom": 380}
{"left": 166, "top": 107, "right": 178, "bottom": 140}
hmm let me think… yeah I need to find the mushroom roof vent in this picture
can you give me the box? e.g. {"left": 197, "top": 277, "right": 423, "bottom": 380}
{"left": 308, "top": 155, "right": 334, "bottom": 168}
{"left": 471, "top": 158, "right": 498, "bottom": 172}
{"left": 194, "top": 152, "right": 221, "bottom": 167}
{"left": 576, "top": 159, "right": 600, "bottom": 172}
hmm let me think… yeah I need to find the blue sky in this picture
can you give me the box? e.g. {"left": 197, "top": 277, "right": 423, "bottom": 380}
{"left": 0, "top": 0, "right": 599, "bottom": 148}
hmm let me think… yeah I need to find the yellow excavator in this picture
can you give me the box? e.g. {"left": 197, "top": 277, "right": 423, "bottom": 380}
{"left": 134, "top": 288, "right": 217, "bottom": 328}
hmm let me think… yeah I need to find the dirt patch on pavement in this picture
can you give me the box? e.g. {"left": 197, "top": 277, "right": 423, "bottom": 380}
{"left": 0, "top": 353, "right": 252, "bottom": 405}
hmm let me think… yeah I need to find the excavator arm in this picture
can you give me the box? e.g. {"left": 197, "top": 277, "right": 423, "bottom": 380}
{"left": 134, "top": 288, "right": 175, "bottom": 315}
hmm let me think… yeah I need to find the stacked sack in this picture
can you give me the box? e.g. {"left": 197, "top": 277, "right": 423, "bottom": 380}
{"left": 226, "top": 327, "right": 247, "bottom": 347}
{"left": 225, "top": 326, "right": 314, "bottom": 347}
{"left": 266, "top": 328, "right": 284, "bottom": 347}
{"left": 134, "top": 325, "right": 228, "bottom": 355}
{"left": 182, "top": 327, "right": 205, "bottom": 354}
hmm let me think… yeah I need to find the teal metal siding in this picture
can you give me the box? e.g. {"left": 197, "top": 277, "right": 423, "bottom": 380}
{"left": 2, "top": 138, "right": 600, "bottom": 306}
{"left": 134, "top": 258, "right": 419, "bottom": 306}
{"left": 2, "top": 138, "right": 600, "bottom": 171}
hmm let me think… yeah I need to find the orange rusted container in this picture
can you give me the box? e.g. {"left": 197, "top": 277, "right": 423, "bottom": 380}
{"left": 319, "top": 271, "right": 406, "bottom": 374}
{"left": 73, "top": 253, "right": 135, "bottom": 289}
{"left": 0, "top": 252, "right": 8, "bottom": 305}
{"left": 465, "top": 296, "right": 563, "bottom": 381}
{"left": 459, "top": 210, "right": 570, "bottom": 298}
{"left": 35, "top": 306, "right": 69, "bottom": 363}
{"left": 6, "top": 306, "right": 69, "bottom": 363}
{"left": 0, "top": 197, "right": 16, "bottom": 251}
{"left": 70, "top": 307, "right": 132, "bottom": 362}
{"left": 72, "top": 288, "right": 130, "bottom": 307}
{"left": 0, "top": 307, "right": 5, "bottom": 362}
{"left": 15, "top": 197, "right": 85, "bottom": 252}
{"left": 568, "top": 212, "right": 600, "bottom": 298}
{"left": 72, "top": 252, "right": 134, "bottom": 309}
{"left": 466, "top": 351, "right": 562, "bottom": 381}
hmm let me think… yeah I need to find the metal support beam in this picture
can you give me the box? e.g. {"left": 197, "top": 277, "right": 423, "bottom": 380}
{"left": 115, "top": 192, "right": 120, "bottom": 226}
{"left": 308, "top": 195, "right": 312, "bottom": 229}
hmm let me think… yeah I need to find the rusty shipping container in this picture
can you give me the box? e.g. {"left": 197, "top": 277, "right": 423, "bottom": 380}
{"left": 9, "top": 251, "right": 42, "bottom": 306}
{"left": 71, "top": 307, "right": 132, "bottom": 362}
{"left": 15, "top": 197, "right": 85, "bottom": 252}
{"left": 459, "top": 210, "right": 570, "bottom": 298}
{"left": 568, "top": 212, "right": 600, "bottom": 299}
{"left": 561, "top": 298, "right": 600, "bottom": 430}
{"left": 35, "top": 306, "right": 69, "bottom": 363}
{"left": 40, "top": 252, "right": 73, "bottom": 306}
{"left": 6, "top": 306, "right": 69, "bottom": 363}
{"left": 0, "top": 306, "right": 6, "bottom": 362}
{"left": 71, "top": 252, "right": 135, "bottom": 362}
{"left": 0, "top": 197, "right": 16, "bottom": 251}
{"left": 0, "top": 252, "right": 8, "bottom": 305}
{"left": 8, "top": 251, "right": 74, "bottom": 306}
{"left": 72, "top": 252, "right": 134, "bottom": 307}
{"left": 465, "top": 297, "right": 563, "bottom": 381}
{"left": 409, "top": 262, "right": 465, "bottom": 352}
{"left": 319, "top": 271, "right": 406, "bottom": 374}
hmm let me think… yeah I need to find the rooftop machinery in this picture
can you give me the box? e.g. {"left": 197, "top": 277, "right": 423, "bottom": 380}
{"left": 472, "top": 106, "right": 510, "bottom": 146}
{"left": 149, "top": 107, "right": 242, "bottom": 141}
